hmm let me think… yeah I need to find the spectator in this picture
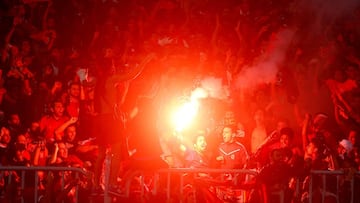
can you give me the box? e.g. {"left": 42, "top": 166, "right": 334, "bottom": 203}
{"left": 5, "top": 112, "right": 26, "bottom": 142}
{"left": 62, "top": 124, "right": 98, "bottom": 169}
{"left": 32, "top": 139, "right": 48, "bottom": 167}
{"left": 48, "top": 142, "right": 83, "bottom": 168}
{"left": 184, "top": 130, "right": 210, "bottom": 170}
{"left": 216, "top": 125, "right": 249, "bottom": 170}
{"left": 262, "top": 127, "right": 303, "bottom": 169}
{"left": 0, "top": 126, "right": 11, "bottom": 165}
{"left": 348, "top": 129, "right": 359, "bottom": 149}
{"left": 39, "top": 100, "right": 70, "bottom": 144}
{"left": 336, "top": 139, "right": 356, "bottom": 169}
{"left": 255, "top": 148, "right": 295, "bottom": 203}
{"left": 65, "top": 82, "right": 81, "bottom": 117}
{"left": 32, "top": 137, "right": 49, "bottom": 191}
{"left": 250, "top": 109, "right": 268, "bottom": 155}
{"left": 11, "top": 134, "right": 31, "bottom": 163}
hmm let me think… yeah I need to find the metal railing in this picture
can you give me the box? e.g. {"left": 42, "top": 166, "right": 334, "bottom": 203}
{"left": 0, "top": 166, "right": 88, "bottom": 203}
{"left": 120, "top": 168, "right": 360, "bottom": 203}
{"left": 120, "top": 168, "right": 259, "bottom": 202}
{"left": 1, "top": 165, "right": 359, "bottom": 203}
{"left": 308, "top": 170, "right": 360, "bottom": 203}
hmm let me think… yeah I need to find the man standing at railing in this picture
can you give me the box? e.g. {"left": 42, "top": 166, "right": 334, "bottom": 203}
{"left": 216, "top": 125, "right": 249, "bottom": 170}
{"left": 255, "top": 148, "right": 294, "bottom": 203}
{"left": 215, "top": 125, "right": 249, "bottom": 202}
{"left": 182, "top": 131, "right": 224, "bottom": 203}
{"left": 0, "top": 127, "right": 11, "bottom": 166}
{"left": 92, "top": 53, "right": 155, "bottom": 194}
{"left": 184, "top": 130, "right": 211, "bottom": 170}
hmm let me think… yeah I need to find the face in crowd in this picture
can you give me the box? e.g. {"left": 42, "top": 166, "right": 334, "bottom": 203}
{"left": 0, "top": 127, "right": 11, "bottom": 145}
{"left": 348, "top": 130, "right": 358, "bottom": 146}
{"left": 57, "top": 142, "right": 68, "bottom": 159}
{"left": 280, "top": 134, "right": 290, "bottom": 148}
{"left": 65, "top": 125, "right": 76, "bottom": 142}
{"left": 68, "top": 83, "right": 80, "bottom": 98}
{"left": 52, "top": 101, "right": 65, "bottom": 117}
{"left": 194, "top": 135, "right": 207, "bottom": 154}
{"left": 222, "top": 126, "right": 234, "bottom": 143}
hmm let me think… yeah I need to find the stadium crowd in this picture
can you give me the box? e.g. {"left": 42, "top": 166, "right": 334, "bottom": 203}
{"left": 0, "top": 0, "right": 360, "bottom": 202}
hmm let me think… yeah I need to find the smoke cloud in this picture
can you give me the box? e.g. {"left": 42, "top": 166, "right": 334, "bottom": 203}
{"left": 189, "top": 1, "right": 360, "bottom": 101}
{"left": 234, "top": 29, "right": 295, "bottom": 90}
{"left": 232, "top": 0, "right": 360, "bottom": 92}
{"left": 191, "top": 76, "right": 229, "bottom": 100}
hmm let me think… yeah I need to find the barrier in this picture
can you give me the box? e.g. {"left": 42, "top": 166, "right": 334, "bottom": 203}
{"left": 120, "top": 168, "right": 360, "bottom": 203}
{"left": 308, "top": 170, "right": 360, "bottom": 203}
{"left": 1, "top": 165, "right": 359, "bottom": 203}
{"left": 0, "top": 166, "right": 88, "bottom": 203}
{"left": 120, "top": 168, "right": 259, "bottom": 203}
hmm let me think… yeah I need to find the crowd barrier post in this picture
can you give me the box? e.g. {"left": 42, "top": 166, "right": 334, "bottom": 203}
{"left": 0, "top": 166, "right": 87, "bottom": 203}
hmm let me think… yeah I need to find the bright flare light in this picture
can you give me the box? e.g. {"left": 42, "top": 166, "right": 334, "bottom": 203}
{"left": 172, "top": 98, "right": 200, "bottom": 132}
{"left": 171, "top": 87, "right": 209, "bottom": 132}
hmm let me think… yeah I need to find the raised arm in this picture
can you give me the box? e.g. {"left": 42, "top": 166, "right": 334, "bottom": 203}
{"left": 1, "top": 17, "right": 20, "bottom": 63}
{"left": 42, "top": 0, "right": 52, "bottom": 31}
{"left": 54, "top": 117, "right": 78, "bottom": 141}
{"left": 76, "top": 144, "right": 98, "bottom": 154}
{"left": 48, "top": 143, "right": 59, "bottom": 165}
{"left": 106, "top": 53, "right": 155, "bottom": 88}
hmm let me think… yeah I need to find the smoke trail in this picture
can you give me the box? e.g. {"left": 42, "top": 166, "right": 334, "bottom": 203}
{"left": 191, "top": 76, "right": 229, "bottom": 100}
{"left": 190, "top": 29, "right": 296, "bottom": 98}
{"left": 234, "top": 29, "right": 295, "bottom": 90}
{"left": 190, "top": 1, "right": 360, "bottom": 100}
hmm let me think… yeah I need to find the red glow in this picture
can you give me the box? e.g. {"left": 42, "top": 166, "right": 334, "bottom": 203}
{"left": 172, "top": 98, "right": 199, "bottom": 132}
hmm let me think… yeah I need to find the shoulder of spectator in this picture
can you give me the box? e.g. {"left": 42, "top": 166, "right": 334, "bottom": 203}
{"left": 235, "top": 141, "right": 246, "bottom": 147}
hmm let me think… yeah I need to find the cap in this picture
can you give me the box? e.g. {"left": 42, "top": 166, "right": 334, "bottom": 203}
{"left": 339, "top": 139, "right": 353, "bottom": 154}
